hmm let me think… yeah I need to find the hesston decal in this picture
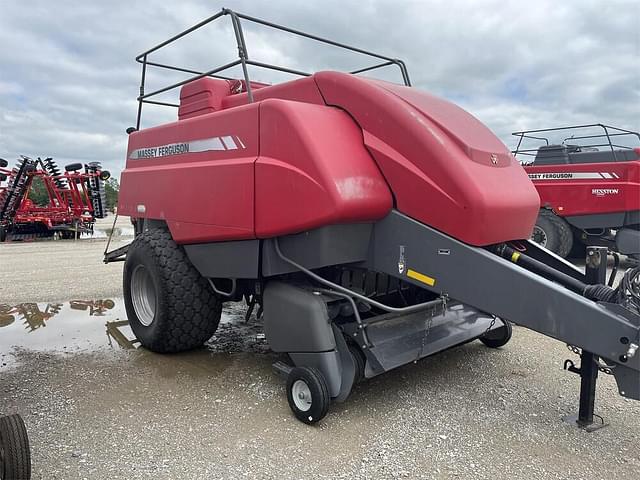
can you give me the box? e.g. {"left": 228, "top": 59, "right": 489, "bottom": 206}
{"left": 592, "top": 188, "right": 620, "bottom": 196}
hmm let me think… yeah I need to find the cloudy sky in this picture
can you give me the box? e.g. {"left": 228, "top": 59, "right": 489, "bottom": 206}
{"left": 0, "top": 0, "right": 638, "bottom": 175}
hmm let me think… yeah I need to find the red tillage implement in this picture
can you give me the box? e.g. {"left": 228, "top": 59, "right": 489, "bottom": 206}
{"left": 0, "top": 156, "right": 110, "bottom": 241}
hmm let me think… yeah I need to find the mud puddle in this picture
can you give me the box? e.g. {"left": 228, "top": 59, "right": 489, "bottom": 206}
{"left": 0, "top": 298, "right": 267, "bottom": 369}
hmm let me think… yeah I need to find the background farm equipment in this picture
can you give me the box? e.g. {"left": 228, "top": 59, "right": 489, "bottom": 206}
{"left": 0, "top": 156, "right": 110, "bottom": 241}
{"left": 0, "top": 302, "right": 63, "bottom": 332}
{"left": 513, "top": 124, "right": 640, "bottom": 260}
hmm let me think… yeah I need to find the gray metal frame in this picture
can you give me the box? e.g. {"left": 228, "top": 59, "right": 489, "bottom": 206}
{"left": 512, "top": 124, "right": 640, "bottom": 161}
{"left": 364, "top": 211, "right": 640, "bottom": 399}
{"left": 133, "top": 8, "right": 411, "bottom": 129}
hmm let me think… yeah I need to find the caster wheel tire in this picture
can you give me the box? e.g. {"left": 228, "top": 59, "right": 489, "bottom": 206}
{"left": 348, "top": 344, "right": 366, "bottom": 383}
{"left": 480, "top": 319, "right": 512, "bottom": 348}
{"left": 0, "top": 414, "right": 31, "bottom": 480}
{"left": 286, "top": 367, "right": 330, "bottom": 425}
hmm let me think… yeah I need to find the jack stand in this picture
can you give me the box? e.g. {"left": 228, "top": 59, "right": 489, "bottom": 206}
{"left": 562, "top": 350, "right": 607, "bottom": 431}
{"left": 562, "top": 246, "right": 609, "bottom": 432}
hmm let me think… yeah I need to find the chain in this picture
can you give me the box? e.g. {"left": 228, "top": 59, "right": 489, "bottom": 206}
{"left": 596, "top": 358, "right": 616, "bottom": 375}
{"left": 566, "top": 344, "right": 614, "bottom": 375}
{"left": 415, "top": 295, "right": 447, "bottom": 363}
{"left": 566, "top": 344, "right": 581, "bottom": 355}
{"left": 483, "top": 316, "right": 497, "bottom": 337}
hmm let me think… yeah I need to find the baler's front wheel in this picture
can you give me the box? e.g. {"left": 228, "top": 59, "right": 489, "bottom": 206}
{"left": 286, "top": 367, "right": 330, "bottom": 425}
{"left": 480, "top": 319, "right": 512, "bottom": 348}
{"left": 123, "top": 228, "right": 222, "bottom": 353}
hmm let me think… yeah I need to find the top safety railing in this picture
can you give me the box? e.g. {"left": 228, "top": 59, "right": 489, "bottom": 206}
{"left": 133, "top": 8, "right": 412, "bottom": 129}
{"left": 511, "top": 124, "right": 640, "bottom": 162}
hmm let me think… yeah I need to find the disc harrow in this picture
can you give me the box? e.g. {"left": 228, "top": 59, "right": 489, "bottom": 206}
{"left": 0, "top": 156, "right": 110, "bottom": 241}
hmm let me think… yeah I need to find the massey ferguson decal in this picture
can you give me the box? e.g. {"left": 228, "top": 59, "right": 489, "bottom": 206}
{"left": 129, "top": 135, "right": 246, "bottom": 160}
{"left": 528, "top": 172, "right": 620, "bottom": 180}
{"left": 592, "top": 188, "right": 620, "bottom": 196}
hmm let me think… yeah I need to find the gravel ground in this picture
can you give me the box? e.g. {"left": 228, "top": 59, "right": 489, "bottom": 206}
{"left": 0, "top": 217, "right": 130, "bottom": 304}
{"left": 1, "top": 237, "right": 639, "bottom": 479}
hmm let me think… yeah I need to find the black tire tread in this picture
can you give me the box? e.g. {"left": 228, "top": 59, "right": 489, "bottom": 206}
{"left": 124, "top": 228, "right": 222, "bottom": 353}
{"left": 545, "top": 211, "right": 573, "bottom": 258}
{"left": 0, "top": 413, "right": 31, "bottom": 480}
{"left": 64, "top": 162, "right": 83, "bottom": 172}
{"left": 348, "top": 344, "right": 366, "bottom": 383}
{"left": 480, "top": 319, "right": 513, "bottom": 348}
{"left": 286, "top": 366, "right": 330, "bottom": 425}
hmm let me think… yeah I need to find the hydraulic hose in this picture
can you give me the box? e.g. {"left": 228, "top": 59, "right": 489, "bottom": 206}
{"left": 491, "top": 244, "right": 616, "bottom": 302}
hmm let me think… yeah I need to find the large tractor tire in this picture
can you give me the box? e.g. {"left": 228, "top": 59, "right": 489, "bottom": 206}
{"left": 123, "top": 228, "right": 222, "bottom": 353}
{"left": 531, "top": 209, "right": 573, "bottom": 258}
{"left": 0, "top": 414, "right": 31, "bottom": 480}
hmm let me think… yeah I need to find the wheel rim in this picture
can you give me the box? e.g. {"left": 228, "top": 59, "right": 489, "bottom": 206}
{"left": 531, "top": 225, "right": 548, "bottom": 247}
{"left": 131, "top": 264, "right": 157, "bottom": 326}
{"left": 291, "top": 380, "right": 312, "bottom": 412}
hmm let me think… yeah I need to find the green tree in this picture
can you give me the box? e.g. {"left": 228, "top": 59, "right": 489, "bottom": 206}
{"left": 27, "top": 176, "right": 50, "bottom": 206}
{"left": 105, "top": 178, "right": 119, "bottom": 211}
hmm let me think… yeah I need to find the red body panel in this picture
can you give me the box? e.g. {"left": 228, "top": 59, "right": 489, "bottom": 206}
{"left": 314, "top": 72, "right": 539, "bottom": 245}
{"left": 119, "top": 104, "right": 259, "bottom": 243}
{"left": 255, "top": 99, "right": 392, "bottom": 237}
{"left": 524, "top": 160, "right": 640, "bottom": 217}
{"left": 120, "top": 71, "right": 541, "bottom": 246}
{"left": 222, "top": 77, "right": 325, "bottom": 110}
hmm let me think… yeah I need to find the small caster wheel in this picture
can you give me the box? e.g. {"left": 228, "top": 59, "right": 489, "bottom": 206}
{"left": 0, "top": 414, "right": 31, "bottom": 479}
{"left": 348, "top": 344, "right": 366, "bottom": 383}
{"left": 286, "top": 366, "right": 330, "bottom": 424}
{"left": 480, "top": 318, "right": 512, "bottom": 348}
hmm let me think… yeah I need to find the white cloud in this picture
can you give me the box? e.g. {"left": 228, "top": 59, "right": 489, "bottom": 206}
{"left": 0, "top": 0, "right": 638, "bottom": 175}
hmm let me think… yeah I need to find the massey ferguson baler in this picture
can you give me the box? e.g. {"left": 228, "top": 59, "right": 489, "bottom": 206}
{"left": 107, "top": 9, "right": 640, "bottom": 426}
{"left": 513, "top": 124, "right": 640, "bottom": 260}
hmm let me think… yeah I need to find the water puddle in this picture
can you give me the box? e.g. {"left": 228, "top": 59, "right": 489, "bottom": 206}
{"left": 82, "top": 226, "right": 135, "bottom": 239}
{"left": 0, "top": 299, "right": 266, "bottom": 369}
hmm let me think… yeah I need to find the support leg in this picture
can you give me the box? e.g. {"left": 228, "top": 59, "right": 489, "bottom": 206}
{"left": 563, "top": 246, "right": 608, "bottom": 431}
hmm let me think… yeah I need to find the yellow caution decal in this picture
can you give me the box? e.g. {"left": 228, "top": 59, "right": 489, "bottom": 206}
{"left": 511, "top": 251, "right": 521, "bottom": 263}
{"left": 407, "top": 268, "right": 436, "bottom": 287}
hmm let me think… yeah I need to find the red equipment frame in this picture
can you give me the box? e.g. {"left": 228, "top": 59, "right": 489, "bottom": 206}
{"left": 0, "top": 157, "right": 110, "bottom": 240}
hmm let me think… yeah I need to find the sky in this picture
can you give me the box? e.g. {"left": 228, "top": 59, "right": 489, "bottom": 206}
{"left": 0, "top": 0, "right": 639, "bottom": 175}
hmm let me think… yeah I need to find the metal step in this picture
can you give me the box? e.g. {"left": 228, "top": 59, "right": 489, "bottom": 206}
{"left": 104, "top": 243, "right": 130, "bottom": 263}
{"left": 363, "top": 304, "right": 494, "bottom": 375}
